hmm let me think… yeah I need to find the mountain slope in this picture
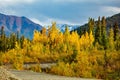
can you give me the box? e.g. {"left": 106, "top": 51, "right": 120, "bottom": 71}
{"left": 0, "top": 13, "right": 42, "bottom": 39}
{"left": 106, "top": 13, "right": 120, "bottom": 27}
{"left": 73, "top": 13, "right": 120, "bottom": 35}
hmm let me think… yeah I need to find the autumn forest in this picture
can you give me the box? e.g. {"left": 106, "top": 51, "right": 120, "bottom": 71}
{"left": 0, "top": 16, "right": 120, "bottom": 79}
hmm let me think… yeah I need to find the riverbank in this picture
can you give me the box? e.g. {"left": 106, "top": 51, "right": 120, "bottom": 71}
{"left": 0, "top": 66, "right": 101, "bottom": 80}
{"left": 10, "top": 69, "right": 100, "bottom": 80}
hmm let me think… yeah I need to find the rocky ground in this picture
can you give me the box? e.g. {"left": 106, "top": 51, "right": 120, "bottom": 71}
{"left": 0, "top": 67, "right": 21, "bottom": 80}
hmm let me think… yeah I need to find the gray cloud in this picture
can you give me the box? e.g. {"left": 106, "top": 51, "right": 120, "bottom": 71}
{"left": 0, "top": 0, "right": 120, "bottom": 25}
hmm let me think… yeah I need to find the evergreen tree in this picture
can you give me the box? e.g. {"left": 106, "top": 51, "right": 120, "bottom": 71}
{"left": 9, "top": 33, "right": 17, "bottom": 49}
{"left": 0, "top": 26, "right": 7, "bottom": 52}
{"left": 101, "top": 16, "right": 108, "bottom": 49}
{"left": 95, "top": 17, "right": 102, "bottom": 45}
{"left": 113, "top": 22, "right": 120, "bottom": 50}
{"left": 113, "top": 22, "right": 119, "bottom": 41}
{"left": 88, "top": 18, "right": 94, "bottom": 34}
{"left": 20, "top": 35, "right": 25, "bottom": 48}
{"left": 16, "top": 31, "right": 20, "bottom": 43}
{"left": 101, "top": 17, "right": 106, "bottom": 35}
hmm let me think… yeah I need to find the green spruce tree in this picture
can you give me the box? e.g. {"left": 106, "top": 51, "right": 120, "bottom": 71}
{"left": 101, "top": 16, "right": 108, "bottom": 49}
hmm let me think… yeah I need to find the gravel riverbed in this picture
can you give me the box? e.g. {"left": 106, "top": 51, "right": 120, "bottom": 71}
{"left": 0, "top": 66, "right": 101, "bottom": 80}
{"left": 9, "top": 70, "right": 101, "bottom": 80}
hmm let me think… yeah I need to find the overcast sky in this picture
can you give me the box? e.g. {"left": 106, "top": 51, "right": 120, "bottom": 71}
{"left": 0, "top": 0, "right": 120, "bottom": 26}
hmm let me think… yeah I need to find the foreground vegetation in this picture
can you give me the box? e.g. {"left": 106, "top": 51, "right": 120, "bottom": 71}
{"left": 0, "top": 16, "right": 120, "bottom": 79}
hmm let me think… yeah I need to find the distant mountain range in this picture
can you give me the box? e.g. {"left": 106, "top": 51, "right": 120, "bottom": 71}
{"left": 1, "top": 13, "right": 119, "bottom": 39}
{"left": 56, "top": 24, "right": 79, "bottom": 32}
{"left": 0, "top": 13, "right": 79, "bottom": 39}
{"left": 73, "top": 13, "right": 120, "bottom": 35}
{"left": 0, "top": 13, "right": 42, "bottom": 39}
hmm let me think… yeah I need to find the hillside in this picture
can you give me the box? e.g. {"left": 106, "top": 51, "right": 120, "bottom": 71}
{"left": 106, "top": 13, "right": 120, "bottom": 27}
{"left": 0, "top": 13, "right": 42, "bottom": 39}
{"left": 73, "top": 13, "right": 120, "bottom": 35}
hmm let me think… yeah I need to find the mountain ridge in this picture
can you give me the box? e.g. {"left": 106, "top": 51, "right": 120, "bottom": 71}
{"left": 0, "top": 13, "right": 80, "bottom": 38}
{"left": 0, "top": 13, "right": 43, "bottom": 39}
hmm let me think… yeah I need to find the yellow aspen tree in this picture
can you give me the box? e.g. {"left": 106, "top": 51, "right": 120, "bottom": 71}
{"left": 39, "top": 27, "right": 48, "bottom": 44}
{"left": 89, "top": 31, "right": 94, "bottom": 48}
{"left": 79, "top": 32, "right": 89, "bottom": 50}
{"left": 23, "top": 38, "right": 30, "bottom": 49}
{"left": 108, "top": 27, "right": 114, "bottom": 50}
{"left": 70, "top": 31, "right": 80, "bottom": 51}
{"left": 48, "top": 22, "right": 59, "bottom": 48}
{"left": 58, "top": 32, "right": 64, "bottom": 44}
{"left": 79, "top": 31, "right": 94, "bottom": 50}
{"left": 48, "top": 22, "right": 59, "bottom": 41}
{"left": 63, "top": 26, "right": 70, "bottom": 43}
{"left": 15, "top": 41, "right": 20, "bottom": 50}
{"left": 76, "top": 51, "right": 92, "bottom": 77}
{"left": 33, "top": 30, "right": 40, "bottom": 42}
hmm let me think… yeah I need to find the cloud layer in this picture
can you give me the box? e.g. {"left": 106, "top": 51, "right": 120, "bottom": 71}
{"left": 0, "top": 0, "right": 120, "bottom": 25}
{"left": 0, "top": 0, "right": 35, "bottom": 5}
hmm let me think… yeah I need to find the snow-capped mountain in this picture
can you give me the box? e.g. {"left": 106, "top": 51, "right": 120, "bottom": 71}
{"left": 56, "top": 24, "right": 80, "bottom": 32}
